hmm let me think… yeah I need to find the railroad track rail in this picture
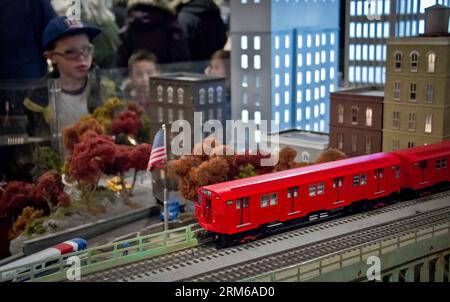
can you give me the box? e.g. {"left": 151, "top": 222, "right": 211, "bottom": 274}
{"left": 82, "top": 189, "right": 450, "bottom": 282}
{"left": 184, "top": 206, "right": 450, "bottom": 281}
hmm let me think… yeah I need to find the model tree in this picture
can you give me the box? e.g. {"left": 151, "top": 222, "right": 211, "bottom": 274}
{"left": 112, "top": 110, "right": 142, "bottom": 138}
{"left": 31, "top": 146, "right": 62, "bottom": 181}
{"left": 62, "top": 118, "right": 106, "bottom": 152}
{"left": 35, "top": 171, "right": 71, "bottom": 213}
{"left": 68, "top": 132, "right": 117, "bottom": 208}
{"left": 0, "top": 181, "right": 45, "bottom": 225}
{"left": 90, "top": 97, "right": 126, "bottom": 134}
{"left": 314, "top": 148, "right": 347, "bottom": 164}
{"left": 9, "top": 207, "right": 44, "bottom": 240}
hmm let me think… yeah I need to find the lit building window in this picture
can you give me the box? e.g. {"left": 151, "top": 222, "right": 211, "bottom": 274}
{"left": 307, "top": 34, "right": 312, "bottom": 48}
{"left": 255, "top": 111, "right": 261, "bottom": 125}
{"left": 275, "top": 93, "right": 280, "bottom": 106}
{"left": 285, "top": 54, "right": 290, "bottom": 68}
{"left": 254, "top": 36, "right": 261, "bottom": 50}
{"left": 241, "top": 55, "right": 248, "bottom": 69}
{"left": 275, "top": 36, "right": 280, "bottom": 49}
{"left": 425, "top": 114, "right": 433, "bottom": 134}
{"left": 254, "top": 55, "right": 261, "bottom": 69}
{"left": 284, "top": 110, "right": 290, "bottom": 123}
{"left": 298, "top": 35, "right": 303, "bottom": 48}
{"left": 297, "top": 109, "right": 302, "bottom": 121}
{"left": 338, "top": 105, "right": 344, "bottom": 124}
{"left": 285, "top": 35, "right": 290, "bottom": 49}
{"left": 427, "top": 52, "right": 436, "bottom": 73}
{"left": 366, "top": 108, "right": 373, "bottom": 127}
{"left": 297, "top": 91, "right": 302, "bottom": 103}
{"left": 241, "top": 36, "right": 248, "bottom": 50}
{"left": 297, "top": 54, "right": 303, "bottom": 67}
{"left": 284, "top": 91, "right": 290, "bottom": 105}
{"left": 306, "top": 107, "right": 311, "bottom": 119}
{"left": 242, "top": 110, "right": 249, "bottom": 123}
{"left": 275, "top": 55, "right": 280, "bottom": 69}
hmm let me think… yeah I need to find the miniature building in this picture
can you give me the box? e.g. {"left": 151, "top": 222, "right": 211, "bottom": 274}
{"left": 148, "top": 73, "right": 229, "bottom": 143}
{"left": 230, "top": 0, "right": 340, "bottom": 134}
{"left": 148, "top": 73, "right": 229, "bottom": 201}
{"left": 344, "top": 0, "right": 450, "bottom": 87}
{"left": 329, "top": 86, "right": 384, "bottom": 157}
{"left": 261, "top": 129, "right": 329, "bottom": 163}
{"left": 382, "top": 4, "right": 450, "bottom": 151}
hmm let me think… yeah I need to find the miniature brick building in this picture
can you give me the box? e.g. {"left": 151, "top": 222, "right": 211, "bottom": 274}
{"left": 148, "top": 73, "right": 229, "bottom": 202}
{"left": 329, "top": 86, "right": 384, "bottom": 157}
{"left": 344, "top": 0, "right": 450, "bottom": 87}
{"left": 230, "top": 0, "right": 340, "bottom": 134}
{"left": 382, "top": 4, "right": 450, "bottom": 151}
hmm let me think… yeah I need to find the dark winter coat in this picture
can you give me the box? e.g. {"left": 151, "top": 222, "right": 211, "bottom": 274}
{"left": 176, "top": 0, "right": 227, "bottom": 62}
{"left": 116, "top": 4, "right": 190, "bottom": 67}
{"left": 0, "top": 0, "right": 56, "bottom": 80}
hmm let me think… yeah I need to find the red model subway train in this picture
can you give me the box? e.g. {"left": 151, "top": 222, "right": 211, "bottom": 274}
{"left": 195, "top": 141, "right": 450, "bottom": 245}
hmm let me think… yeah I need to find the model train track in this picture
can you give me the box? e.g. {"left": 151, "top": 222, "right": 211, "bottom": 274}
{"left": 80, "top": 189, "right": 450, "bottom": 281}
{"left": 183, "top": 206, "right": 450, "bottom": 282}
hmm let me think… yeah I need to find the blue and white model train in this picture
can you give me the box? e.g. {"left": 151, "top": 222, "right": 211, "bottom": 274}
{"left": 0, "top": 238, "right": 87, "bottom": 282}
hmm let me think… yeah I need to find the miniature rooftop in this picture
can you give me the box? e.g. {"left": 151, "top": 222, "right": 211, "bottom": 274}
{"left": 150, "top": 72, "right": 225, "bottom": 82}
{"left": 332, "top": 86, "right": 385, "bottom": 98}
{"left": 263, "top": 129, "right": 329, "bottom": 148}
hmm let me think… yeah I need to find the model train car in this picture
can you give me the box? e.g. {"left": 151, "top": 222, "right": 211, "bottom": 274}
{"left": 0, "top": 238, "right": 87, "bottom": 281}
{"left": 196, "top": 141, "right": 450, "bottom": 245}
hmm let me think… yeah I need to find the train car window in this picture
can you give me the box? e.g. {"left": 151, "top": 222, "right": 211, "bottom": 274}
{"left": 309, "top": 185, "right": 316, "bottom": 197}
{"left": 270, "top": 193, "right": 278, "bottom": 205}
{"left": 227, "top": 200, "right": 234, "bottom": 206}
{"left": 353, "top": 176, "right": 360, "bottom": 186}
{"left": 236, "top": 199, "right": 241, "bottom": 209}
{"left": 287, "top": 187, "right": 299, "bottom": 198}
{"left": 242, "top": 198, "right": 249, "bottom": 208}
{"left": 392, "top": 166, "right": 401, "bottom": 178}
{"left": 261, "top": 195, "right": 269, "bottom": 208}
{"left": 317, "top": 183, "right": 325, "bottom": 195}
{"left": 360, "top": 174, "right": 367, "bottom": 185}
{"left": 436, "top": 160, "right": 441, "bottom": 169}
{"left": 442, "top": 159, "right": 447, "bottom": 168}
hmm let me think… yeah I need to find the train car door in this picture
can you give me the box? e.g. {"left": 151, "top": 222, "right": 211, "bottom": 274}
{"left": 419, "top": 160, "right": 428, "bottom": 184}
{"left": 374, "top": 168, "right": 385, "bottom": 193}
{"left": 287, "top": 187, "right": 300, "bottom": 214}
{"left": 333, "top": 177, "right": 344, "bottom": 204}
{"left": 236, "top": 197, "right": 250, "bottom": 226}
{"left": 204, "top": 196, "right": 212, "bottom": 224}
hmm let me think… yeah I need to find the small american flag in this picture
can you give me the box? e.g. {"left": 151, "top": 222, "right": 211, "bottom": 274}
{"left": 147, "top": 128, "right": 167, "bottom": 172}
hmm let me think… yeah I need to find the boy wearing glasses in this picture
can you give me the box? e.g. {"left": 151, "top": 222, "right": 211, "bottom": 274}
{"left": 25, "top": 16, "right": 114, "bottom": 134}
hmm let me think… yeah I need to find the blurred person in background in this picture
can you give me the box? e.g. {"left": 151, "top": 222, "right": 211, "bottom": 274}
{"left": 121, "top": 50, "right": 160, "bottom": 112}
{"left": 0, "top": 0, "right": 56, "bottom": 80}
{"left": 172, "top": 0, "right": 227, "bottom": 62}
{"left": 116, "top": 0, "right": 190, "bottom": 68}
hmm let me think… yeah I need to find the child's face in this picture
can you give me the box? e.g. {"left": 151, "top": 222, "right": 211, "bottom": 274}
{"left": 210, "top": 58, "right": 226, "bottom": 78}
{"left": 131, "top": 60, "right": 158, "bottom": 95}
{"left": 48, "top": 34, "right": 93, "bottom": 79}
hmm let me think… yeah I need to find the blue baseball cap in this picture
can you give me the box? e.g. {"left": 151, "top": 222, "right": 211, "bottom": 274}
{"left": 42, "top": 16, "right": 101, "bottom": 50}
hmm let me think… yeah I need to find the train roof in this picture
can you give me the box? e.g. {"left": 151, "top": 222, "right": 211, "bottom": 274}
{"left": 391, "top": 141, "right": 450, "bottom": 162}
{"left": 202, "top": 152, "right": 400, "bottom": 199}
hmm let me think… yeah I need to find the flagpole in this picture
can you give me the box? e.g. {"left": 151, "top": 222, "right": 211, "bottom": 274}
{"left": 162, "top": 124, "right": 169, "bottom": 234}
